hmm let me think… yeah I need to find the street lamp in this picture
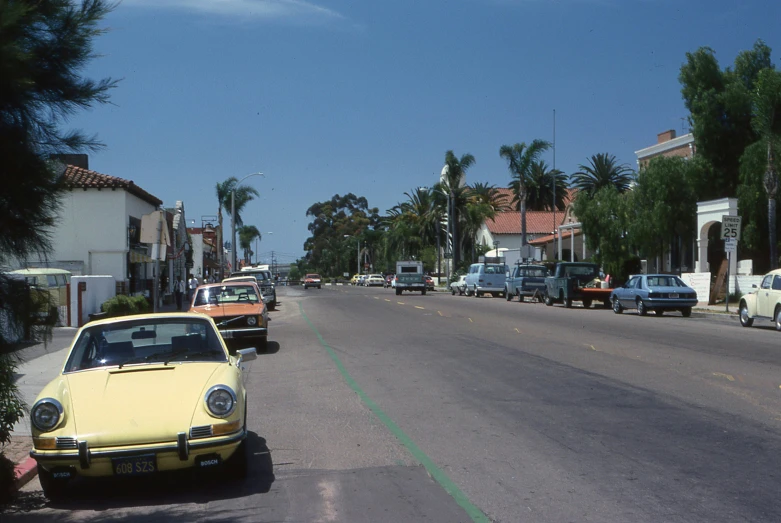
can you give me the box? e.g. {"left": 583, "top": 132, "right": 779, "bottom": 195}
{"left": 231, "top": 172, "right": 264, "bottom": 273}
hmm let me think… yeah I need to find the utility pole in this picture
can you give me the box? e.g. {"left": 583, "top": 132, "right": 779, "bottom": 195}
{"left": 553, "top": 108, "right": 557, "bottom": 260}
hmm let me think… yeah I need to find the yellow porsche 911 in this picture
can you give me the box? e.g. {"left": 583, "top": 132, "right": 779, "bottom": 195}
{"left": 29, "top": 313, "right": 257, "bottom": 500}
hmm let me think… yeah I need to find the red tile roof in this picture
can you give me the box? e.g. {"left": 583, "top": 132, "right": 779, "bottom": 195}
{"left": 486, "top": 211, "right": 563, "bottom": 235}
{"left": 63, "top": 164, "right": 162, "bottom": 207}
{"left": 529, "top": 229, "right": 581, "bottom": 246}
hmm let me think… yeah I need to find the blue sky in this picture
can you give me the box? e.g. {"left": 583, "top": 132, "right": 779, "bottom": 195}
{"left": 69, "top": 0, "right": 781, "bottom": 264}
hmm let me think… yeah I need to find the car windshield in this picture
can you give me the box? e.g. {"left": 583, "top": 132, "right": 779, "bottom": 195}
{"left": 64, "top": 317, "right": 226, "bottom": 372}
{"left": 563, "top": 266, "right": 598, "bottom": 277}
{"left": 307, "top": 274, "right": 321, "bottom": 279}
{"left": 521, "top": 267, "right": 548, "bottom": 277}
{"left": 193, "top": 285, "right": 260, "bottom": 305}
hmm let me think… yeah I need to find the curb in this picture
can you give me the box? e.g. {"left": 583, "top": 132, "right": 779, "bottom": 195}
{"left": 13, "top": 457, "right": 37, "bottom": 491}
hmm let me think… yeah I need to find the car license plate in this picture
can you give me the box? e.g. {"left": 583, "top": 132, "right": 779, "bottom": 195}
{"left": 112, "top": 454, "right": 156, "bottom": 476}
{"left": 669, "top": 293, "right": 679, "bottom": 299}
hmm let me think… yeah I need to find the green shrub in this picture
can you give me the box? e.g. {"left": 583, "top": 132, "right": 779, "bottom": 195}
{"left": 101, "top": 294, "right": 150, "bottom": 318}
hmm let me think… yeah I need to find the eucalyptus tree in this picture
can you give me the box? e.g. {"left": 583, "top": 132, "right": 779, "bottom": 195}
{"left": 571, "top": 153, "right": 634, "bottom": 196}
{"left": 750, "top": 68, "right": 781, "bottom": 269}
{"left": 526, "top": 161, "right": 568, "bottom": 211}
{"left": 500, "top": 140, "right": 551, "bottom": 249}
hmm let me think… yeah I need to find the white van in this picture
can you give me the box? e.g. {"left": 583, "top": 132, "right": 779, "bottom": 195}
{"left": 464, "top": 262, "right": 507, "bottom": 298}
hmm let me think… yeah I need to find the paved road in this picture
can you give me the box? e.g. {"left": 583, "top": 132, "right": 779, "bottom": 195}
{"left": 4, "top": 284, "right": 781, "bottom": 522}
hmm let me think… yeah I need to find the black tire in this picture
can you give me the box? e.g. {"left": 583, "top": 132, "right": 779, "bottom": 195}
{"left": 267, "top": 302, "right": 276, "bottom": 311}
{"left": 739, "top": 302, "right": 754, "bottom": 327}
{"left": 612, "top": 297, "right": 623, "bottom": 314}
{"left": 395, "top": 288, "right": 401, "bottom": 296}
{"left": 681, "top": 307, "right": 692, "bottom": 318}
{"left": 257, "top": 336, "right": 268, "bottom": 353}
{"left": 318, "top": 285, "right": 321, "bottom": 289}
{"left": 655, "top": 310, "right": 664, "bottom": 316}
{"left": 582, "top": 299, "right": 592, "bottom": 309}
{"left": 505, "top": 288, "right": 512, "bottom": 301}
{"left": 474, "top": 287, "right": 480, "bottom": 298}
{"left": 451, "top": 287, "right": 456, "bottom": 295}
{"left": 603, "top": 300, "right": 611, "bottom": 309}
{"left": 422, "top": 288, "right": 427, "bottom": 296}
{"left": 564, "top": 297, "right": 572, "bottom": 308}
{"left": 544, "top": 292, "right": 553, "bottom": 306}
{"left": 39, "top": 467, "right": 69, "bottom": 502}
{"left": 518, "top": 290, "right": 524, "bottom": 303}
{"left": 637, "top": 298, "right": 648, "bottom": 316}
{"left": 776, "top": 307, "right": 781, "bottom": 332}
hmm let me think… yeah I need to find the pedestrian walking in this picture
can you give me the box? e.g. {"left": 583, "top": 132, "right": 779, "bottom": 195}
{"left": 175, "top": 277, "right": 185, "bottom": 311}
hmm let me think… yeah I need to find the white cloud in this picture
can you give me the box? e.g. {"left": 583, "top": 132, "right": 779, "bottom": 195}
{"left": 122, "top": 0, "right": 345, "bottom": 22}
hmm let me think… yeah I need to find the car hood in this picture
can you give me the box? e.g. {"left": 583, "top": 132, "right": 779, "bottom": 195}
{"left": 65, "top": 363, "right": 220, "bottom": 447}
{"left": 191, "top": 302, "right": 264, "bottom": 319}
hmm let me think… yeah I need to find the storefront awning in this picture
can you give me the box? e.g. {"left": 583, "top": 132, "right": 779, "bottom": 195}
{"left": 129, "top": 250, "right": 155, "bottom": 264}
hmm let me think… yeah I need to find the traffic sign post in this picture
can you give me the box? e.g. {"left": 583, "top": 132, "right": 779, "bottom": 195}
{"left": 721, "top": 216, "right": 741, "bottom": 313}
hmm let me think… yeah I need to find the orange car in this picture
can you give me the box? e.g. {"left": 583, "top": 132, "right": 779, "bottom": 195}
{"left": 189, "top": 282, "right": 269, "bottom": 350}
{"left": 303, "top": 273, "right": 322, "bottom": 289}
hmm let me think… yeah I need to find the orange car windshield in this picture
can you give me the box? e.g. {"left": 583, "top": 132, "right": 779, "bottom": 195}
{"left": 194, "top": 285, "right": 260, "bottom": 306}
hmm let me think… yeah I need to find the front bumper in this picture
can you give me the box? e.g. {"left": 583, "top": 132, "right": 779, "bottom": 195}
{"left": 220, "top": 327, "right": 268, "bottom": 339}
{"left": 30, "top": 429, "right": 245, "bottom": 476}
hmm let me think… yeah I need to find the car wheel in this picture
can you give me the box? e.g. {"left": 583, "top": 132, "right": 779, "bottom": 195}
{"left": 451, "top": 287, "right": 456, "bottom": 295}
{"left": 505, "top": 288, "right": 512, "bottom": 301}
{"left": 544, "top": 292, "right": 553, "bottom": 306}
{"left": 603, "top": 300, "right": 611, "bottom": 309}
{"left": 267, "top": 302, "right": 276, "bottom": 311}
{"left": 582, "top": 299, "right": 592, "bottom": 309}
{"left": 612, "top": 297, "right": 623, "bottom": 314}
{"left": 518, "top": 290, "right": 524, "bottom": 303}
{"left": 637, "top": 298, "right": 648, "bottom": 316}
{"left": 775, "top": 307, "right": 781, "bottom": 332}
{"left": 474, "top": 287, "right": 480, "bottom": 298}
{"left": 681, "top": 307, "right": 692, "bottom": 318}
{"left": 564, "top": 298, "right": 572, "bottom": 308}
{"left": 258, "top": 336, "right": 268, "bottom": 352}
{"left": 395, "top": 289, "right": 401, "bottom": 296}
{"left": 739, "top": 302, "right": 753, "bottom": 327}
{"left": 318, "top": 285, "right": 321, "bottom": 289}
{"left": 655, "top": 310, "right": 664, "bottom": 316}
{"left": 422, "top": 288, "right": 427, "bottom": 296}
{"left": 39, "top": 466, "right": 69, "bottom": 501}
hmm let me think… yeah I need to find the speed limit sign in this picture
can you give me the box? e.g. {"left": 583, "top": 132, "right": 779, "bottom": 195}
{"left": 721, "top": 215, "right": 741, "bottom": 241}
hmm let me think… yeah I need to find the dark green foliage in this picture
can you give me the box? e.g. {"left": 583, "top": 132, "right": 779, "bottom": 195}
{"left": 500, "top": 140, "right": 551, "bottom": 248}
{"left": 631, "top": 157, "right": 700, "bottom": 263}
{"left": 101, "top": 294, "right": 150, "bottom": 317}
{"left": 571, "top": 153, "right": 634, "bottom": 196}
{"left": 679, "top": 40, "right": 771, "bottom": 199}
{"left": 0, "top": 356, "right": 24, "bottom": 447}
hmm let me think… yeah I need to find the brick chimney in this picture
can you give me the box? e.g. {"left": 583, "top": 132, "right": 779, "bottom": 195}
{"left": 657, "top": 130, "right": 677, "bottom": 144}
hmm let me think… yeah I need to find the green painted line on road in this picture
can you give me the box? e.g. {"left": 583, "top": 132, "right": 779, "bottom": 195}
{"left": 299, "top": 302, "right": 489, "bottom": 523}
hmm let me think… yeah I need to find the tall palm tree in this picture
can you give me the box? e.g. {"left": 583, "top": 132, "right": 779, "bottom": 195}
{"left": 238, "top": 225, "right": 261, "bottom": 265}
{"left": 500, "top": 140, "right": 551, "bottom": 249}
{"left": 525, "top": 160, "right": 568, "bottom": 211}
{"left": 751, "top": 68, "right": 781, "bottom": 269}
{"left": 440, "top": 151, "right": 475, "bottom": 267}
{"left": 215, "top": 178, "right": 260, "bottom": 276}
{"left": 572, "top": 153, "right": 634, "bottom": 196}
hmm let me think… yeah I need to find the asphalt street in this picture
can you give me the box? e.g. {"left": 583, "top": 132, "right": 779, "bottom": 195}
{"left": 3, "top": 284, "right": 781, "bottom": 522}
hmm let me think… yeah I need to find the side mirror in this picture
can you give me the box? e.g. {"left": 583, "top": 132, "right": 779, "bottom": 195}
{"left": 752, "top": 284, "right": 758, "bottom": 289}
{"left": 236, "top": 347, "right": 257, "bottom": 363}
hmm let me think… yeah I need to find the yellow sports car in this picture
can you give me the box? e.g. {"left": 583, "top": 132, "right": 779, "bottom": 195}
{"left": 29, "top": 313, "right": 257, "bottom": 500}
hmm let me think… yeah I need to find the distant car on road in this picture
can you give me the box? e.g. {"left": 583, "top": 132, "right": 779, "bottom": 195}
{"left": 303, "top": 274, "right": 322, "bottom": 289}
{"left": 366, "top": 274, "right": 385, "bottom": 286}
{"left": 450, "top": 275, "right": 467, "bottom": 295}
{"left": 350, "top": 274, "right": 361, "bottom": 285}
{"left": 739, "top": 269, "right": 781, "bottom": 330}
{"left": 610, "top": 274, "right": 697, "bottom": 317}
{"left": 384, "top": 274, "right": 395, "bottom": 288}
{"left": 424, "top": 275, "right": 435, "bottom": 291}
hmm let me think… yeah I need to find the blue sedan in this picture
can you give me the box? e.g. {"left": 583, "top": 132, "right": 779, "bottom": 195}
{"left": 611, "top": 274, "right": 698, "bottom": 317}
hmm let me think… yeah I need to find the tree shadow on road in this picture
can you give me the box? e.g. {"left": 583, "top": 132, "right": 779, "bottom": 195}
{"left": 1, "top": 433, "right": 275, "bottom": 521}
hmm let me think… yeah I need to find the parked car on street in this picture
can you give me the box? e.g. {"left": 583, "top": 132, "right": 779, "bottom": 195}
{"left": 610, "top": 274, "right": 698, "bottom": 317}
{"left": 465, "top": 262, "right": 507, "bottom": 298}
{"left": 229, "top": 269, "right": 277, "bottom": 310}
{"left": 350, "top": 274, "right": 361, "bottom": 285}
{"left": 544, "top": 262, "right": 611, "bottom": 308}
{"left": 505, "top": 264, "right": 548, "bottom": 302}
{"left": 384, "top": 274, "right": 395, "bottom": 288}
{"left": 450, "top": 275, "right": 467, "bottom": 295}
{"left": 29, "top": 312, "right": 256, "bottom": 500}
{"left": 739, "top": 269, "right": 781, "bottom": 330}
{"left": 191, "top": 282, "right": 270, "bottom": 349}
{"left": 303, "top": 273, "right": 322, "bottom": 289}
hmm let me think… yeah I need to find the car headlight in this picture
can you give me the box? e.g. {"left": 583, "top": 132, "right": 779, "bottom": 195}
{"left": 205, "top": 385, "right": 237, "bottom": 418}
{"left": 31, "top": 398, "right": 63, "bottom": 432}
{"left": 247, "top": 316, "right": 257, "bottom": 326}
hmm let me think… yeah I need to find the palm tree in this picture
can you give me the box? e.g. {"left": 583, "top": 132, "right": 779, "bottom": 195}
{"left": 238, "top": 225, "right": 261, "bottom": 265}
{"left": 440, "top": 151, "right": 476, "bottom": 267}
{"left": 572, "top": 153, "right": 634, "bottom": 196}
{"left": 751, "top": 68, "right": 781, "bottom": 269}
{"left": 500, "top": 140, "right": 551, "bottom": 249}
{"left": 525, "top": 160, "right": 568, "bottom": 211}
{"left": 215, "top": 178, "right": 260, "bottom": 276}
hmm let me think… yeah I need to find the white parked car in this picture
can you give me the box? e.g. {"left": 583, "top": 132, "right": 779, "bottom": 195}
{"left": 450, "top": 275, "right": 467, "bottom": 295}
{"left": 366, "top": 274, "right": 385, "bottom": 286}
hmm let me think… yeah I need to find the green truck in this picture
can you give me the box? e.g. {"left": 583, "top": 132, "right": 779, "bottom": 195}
{"left": 544, "top": 262, "right": 612, "bottom": 308}
{"left": 395, "top": 260, "right": 426, "bottom": 295}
